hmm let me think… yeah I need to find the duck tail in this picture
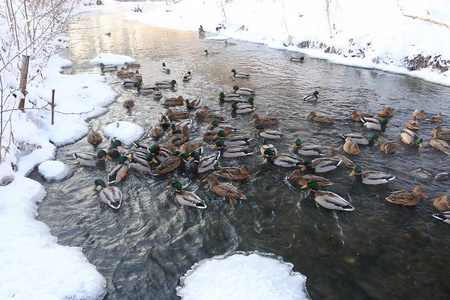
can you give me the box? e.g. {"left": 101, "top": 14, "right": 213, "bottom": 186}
{"left": 339, "top": 134, "right": 346, "bottom": 140}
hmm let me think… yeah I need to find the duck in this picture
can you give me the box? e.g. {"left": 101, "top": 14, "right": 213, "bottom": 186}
{"left": 433, "top": 194, "right": 450, "bottom": 211}
{"left": 213, "top": 165, "right": 251, "bottom": 181}
{"left": 385, "top": 186, "right": 427, "bottom": 206}
{"left": 155, "top": 79, "right": 177, "bottom": 89}
{"left": 380, "top": 141, "right": 399, "bottom": 154}
{"left": 350, "top": 165, "right": 395, "bottom": 186}
{"left": 430, "top": 128, "right": 450, "bottom": 155}
{"left": 73, "top": 150, "right": 110, "bottom": 167}
{"left": 186, "top": 150, "right": 220, "bottom": 174}
{"left": 340, "top": 133, "right": 382, "bottom": 145}
{"left": 231, "top": 69, "right": 250, "bottom": 79}
{"left": 350, "top": 111, "right": 373, "bottom": 122}
{"left": 199, "top": 26, "right": 206, "bottom": 37}
{"left": 152, "top": 88, "right": 163, "bottom": 100}
{"left": 302, "top": 91, "right": 319, "bottom": 102}
{"left": 250, "top": 113, "right": 280, "bottom": 125}
{"left": 184, "top": 97, "right": 203, "bottom": 109}
{"left": 301, "top": 158, "right": 342, "bottom": 174}
{"left": 202, "top": 174, "right": 246, "bottom": 203}
{"left": 99, "top": 63, "right": 117, "bottom": 73}
{"left": 195, "top": 106, "right": 226, "bottom": 122}
{"left": 93, "top": 179, "right": 123, "bottom": 210}
{"left": 254, "top": 124, "right": 282, "bottom": 140}
{"left": 122, "top": 99, "right": 135, "bottom": 109}
{"left": 432, "top": 126, "right": 450, "bottom": 141}
{"left": 123, "top": 77, "right": 140, "bottom": 89}
{"left": 116, "top": 68, "right": 135, "bottom": 79}
{"left": 167, "top": 181, "right": 207, "bottom": 209}
{"left": 149, "top": 144, "right": 178, "bottom": 162}
{"left": 428, "top": 112, "right": 444, "bottom": 123}
{"left": 124, "top": 62, "right": 141, "bottom": 69}
{"left": 150, "top": 151, "right": 183, "bottom": 175}
{"left": 230, "top": 102, "right": 255, "bottom": 114}
{"left": 149, "top": 125, "right": 164, "bottom": 140}
{"left": 260, "top": 148, "right": 302, "bottom": 168}
{"left": 434, "top": 172, "right": 449, "bottom": 182}
{"left": 218, "top": 91, "right": 242, "bottom": 102}
{"left": 260, "top": 138, "right": 277, "bottom": 156}
{"left": 288, "top": 170, "right": 333, "bottom": 187}
{"left": 182, "top": 71, "right": 192, "bottom": 81}
{"left": 169, "top": 126, "right": 190, "bottom": 146}
{"left": 361, "top": 117, "right": 390, "bottom": 131}
{"left": 170, "top": 119, "right": 192, "bottom": 134}
{"left": 401, "top": 128, "right": 423, "bottom": 147}
{"left": 208, "top": 120, "right": 236, "bottom": 133}
{"left": 87, "top": 129, "right": 102, "bottom": 146}
{"left": 406, "top": 115, "right": 420, "bottom": 130}
{"left": 413, "top": 109, "right": 426, "bottom": 119}
{"left": 379, "top": 107, "right": 395, "bottom": 118}
{"left": 158, "top": 113, "right": 171, "bottom": 129}
{"left": 104, "top": 139, "right": 125, "bottom": 159}
{"left": 231, "top": 85, "right": 255, "bottom": 96}
{"left": 325, "top": 148, "right": 355, "bottom": 168}
{"left": 433, "top": 211, "right": 450, "bottom": 225}
{"left": 342, "top": 137, "right": 360, "bottom": 156}
{"left": 292, "top": 139, "right": 323, "bottom": 156}
{"left": 128, "top": 152, "right": 156, "bottom": 174}
{"left": 290, "top": 56, "right": 304, "bottom": 62}
{"left": 307, "top": 111, "right": 335, "bottom": 124}
{"left": 301, "top": 180, "right": 355, "bottom": 211}
{"left": 107, "top": 156, "right": 131, "bottom": 184}
{"left": 166, "top": 108, "right": 190, "bottom": 120}
{"left": 212, "top": 140, "right": 253, "bottom": 158}
{"left": 163, "top": 96, "right": 184, "bottom": 107}
{"left": 161, "top": 62, "right": 170, "bottom": 74}
{"left": 214, "top": 130, "right": 250, "bottom": 146}
{"left": 180, "top": 139, "right": 204, "bottom": 153}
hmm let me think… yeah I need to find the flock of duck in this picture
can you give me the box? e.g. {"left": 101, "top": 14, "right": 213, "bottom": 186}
{"left": 75, "top": 55, "right": 449, "bottom": 225}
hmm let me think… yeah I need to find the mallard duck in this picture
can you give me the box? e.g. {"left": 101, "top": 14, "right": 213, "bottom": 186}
{"left": 122, "top": 100, "right": 135, "bottom": 109}
{"left": 340, "top": 133, "right": 382, "bottom": 145}
{"left": 166, "top": 108, "right": 190, "bottom": 120}
{"left": 149, "top": 144, "right": 178, "bottom": 162}
{"left": 433, "top": 194, "right": 450, "bottom": 211}
{"left": 104, "top": 139, "right": 125, "bottom": 159}
{"left": 149, "top": 125, "right": 164, "bottom": 140}
{"left": 163, "top": 96, "right": 184, "bottom": 107}
{"left": 218, "top": 91, "right": 242, "bottom": 102}
{"left": 128, "top": 152, "right": 157, "bottom": 174}
{"left": 350, "top": 165, "right": 395, "bottom": 186}
{"left": 428, "top": 112, "right": 444, "bottom": 123}
{"left": 99, "top": 63, "right": 117, "bottom": 73}
{"left": 307, "top": 111, "right": 335, "bottom": 124}
{"left": 432, "top": 126, "right": 450, "bottom": 141}
{"left": 73, "top": 150, "right": 110, "bottom": 167}
{"left": 195, "top": 106, "right": 226, "bottom": 122}
{"left": 385, "top": 186, "right": 427, "bottom": 206}
{"left": 406, "top": 116, "right": 420, "bottom": 130}
{"left": 379, "top": 107, "right": 395, "bottom": 118}
{"left": 187, "top": 150, "right": 220, "bottom": 173}
{"left": 171, "top": 119, "right": 192, "bottom": 134}
{"left": 292, "top": 139, "right": 323, "bottom": 156}
{"left": 435, "top": 172, "right": 449, "bottom": 182}
{"left": 350, "top": 111, "right": 373, "bottom": 122}
{"left": 342, "top": 137, "right": 360, "bottom": 156}
{"left": 93, "top": 179, "right": 123, "bottom": 210}
{"left": 301, "top": 158, "right": 342, "bottom": 173}
{"left": 288, "top": 169, "right": 333, "bottom": 186}
{"left": 361, "top": 117, "right": 389, "bottom": 131}
{"left": 250, "top": 113, "right": 279, "bottom": 125}
{"left": 254, "top": 124, "right": 282, "bottom": 140}
{"left": 87, "top": 129, "right": 102, "bottom": 146}
{"left": 325, "top": 148, "right": 355, "bottom": 168}
{"left": 167, "top": 181, "right": 207, "bottom": 209}
{"left": 213, "top": 165, "right": 250, "bottom": 180}
{"left": 212, "top": 140, "right": 253, "bottom": 158}
{"left": 302, "top": 91, "right": 319, "bottom": 102}
{"left": 214, "top": 130, "right": 251, "bottom": 146}
{"left": 231, "top": 69, "right": 250, "bottom": 79}
{"left": 199, "top": 26, "right": 206, "bottom": 37}
{"left": 208, "top": 120, "right": 236, "bottom": 133}
{"left": 123, "top": 77, "right": 140, "bottom": 89}
{"left": 180, "top": 139, "right": 204, "bottom": 153}
{"left": 184, "top": 97, "right": 203, "bottom": 109}
{"left": 182, "top": 71, "right": 192, "bottom": 81}
{"left": 158, "top": 113, "right": 171, "bottom": 129}
{"left": 430, "top": 128, "right": 450, "bottom": 155}
{"left": 301, "top": 180, "right": 354, "bottom": 211}
{"left": 401, "top": 128, "right": 423, "bottom": 147}
{"left": 117, "top": 68, "right": 135, "bottom": 79}
{"left": 202, "top": 174, "right": 246, "bottom": 202}
{"left": 169, "top": 126, "right": 190, "bottom": 146}
{"left": 230, "top": 102, "right": 255, "bottom": 114}
{"left": 380, "top": 141, "right": 399, "bottom": 154}
{"left": 231, "top": 85, "right": 255, "bottom": 96}
{"left": 413, "top": 109, "right": 426, "bottom": 119}
{"left": 260, "top": 138, "right": 277, "bottom": 156}
{"left": 433, "top": 211, "right": 450, "bottom": 224}
{"left": 107, "top": 156, "right": 130, "bottom": 184}
{"left": 161, "top": 62, "right": 170, "bottom": 74}
{"left": 151, "top": 151, "right": 183, "bottom": 175}
{"left": 290, "top": 56, "right": 304, "bottom": 62}
{"left": 155, "top": 79, "right": 177, "bottom": 89}
{"left": 260, "top": 148, "right": 302, "bottom": 168}
{"left": 152, "top": 88, "right": 163, "bottom": 100}
{"left": 124, "top": 62, "right": 140, "bottom": 69}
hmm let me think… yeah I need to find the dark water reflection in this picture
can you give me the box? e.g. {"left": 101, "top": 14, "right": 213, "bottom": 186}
{"left": 35, "top": 9, "right": 450, "bottom": 300}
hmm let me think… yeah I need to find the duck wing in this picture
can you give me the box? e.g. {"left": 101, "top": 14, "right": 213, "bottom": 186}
{"left": 315, "top": 191, "right": 354, "bottom": 211}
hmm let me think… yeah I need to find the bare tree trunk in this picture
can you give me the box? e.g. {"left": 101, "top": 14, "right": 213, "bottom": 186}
{"left": 18, "top": 55, "right": 30, "bottom": 112}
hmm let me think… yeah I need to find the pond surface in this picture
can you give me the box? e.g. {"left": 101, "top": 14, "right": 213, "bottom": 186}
{"left": 35, "top": 8, "right": 450, "bottom": 300}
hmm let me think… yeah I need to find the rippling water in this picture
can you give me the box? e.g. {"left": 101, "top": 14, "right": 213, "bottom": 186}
{"left": 34, "top": 9, "right": 450, "bottom": 300}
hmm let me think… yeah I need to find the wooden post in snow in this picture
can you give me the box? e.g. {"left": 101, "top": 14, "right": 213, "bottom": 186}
{"left": 51, "top": 89, "right": 55, "bottom": 125}
{"left": 18, "top": 55, "right": 30, "bottom": 112}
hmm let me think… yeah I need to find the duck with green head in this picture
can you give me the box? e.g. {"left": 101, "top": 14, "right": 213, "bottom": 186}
{"left": 301, "top": 180, "right": 355, "bottom": 211}
{"left": 292, "top": 139, "right": 323, "bottom": 156}
{"left": 340, "top": 133, "right": 382, "bottom": 146}
{"left": 302, "top": 91, "right": 319, "bottom": 102}
{"left": 167, "top": 181, "right": 207, "bottom": 209}
{"left": 108, "top": 156, "right": 131, "bottom": 185}
{"left": 185, "top": 97, "right": 203, "bottom": 109}
{"left": 361, "top": 117, "right": 390, "bottom": 132}
{"left": 218, "top": 91, "right": 241, "bottom": 102}
{"left": 187, "top": 150, "right": 220, "bottom": 174}
{"left": 254, "top": 124, "right": 282, "bottom": 140}
{"left": 73, "top": 149, "right": 110, "bottom": 167}
{"left": 212, "top": 140, "right": 253, "bottom": 158}
{"left": 401, "top": 128, "right": 423, "bottom": 147}
{"left": 100, "top": 63, "right": 117, "bottom": 73}
{"left": 94, "top": 179, "right": 123, "bottom": 210}
{"left": 214, "top": 130, "right": 250, "bottom": 146}
{"left": 151, "top": 151, "right": 183, "bottom": 175}
{"left": 105, "top": 139, "right": 125, "bottom": 159}
{"left": 230, "top": 101, "right": 255, "bottom": 114}
{"left": 231, "top": 69, "right": 250, "bottom": 79}
{"left": 155, "top": 79, "right": 177, "bottom": 89}
{"left": 301, "top": 157, "right": 342, "bottom": 174}
{"left": 260, "top": 148, "right": 302, "bottom": 168}
{"left": 232, "top": 85, "right": 255, "bottom": 96}
{"left": 259, "top": 138, "right": 277, "bottom": 156}
{"left": 350, "top": 165, "right": 395, "bottom": 186}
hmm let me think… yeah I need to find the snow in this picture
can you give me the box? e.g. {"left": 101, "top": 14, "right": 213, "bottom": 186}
{"left": 38, "top": 160, "right": 71, "bottom": 181}
{"left": 1, "top": 0, "right": 450, "bottom": 299}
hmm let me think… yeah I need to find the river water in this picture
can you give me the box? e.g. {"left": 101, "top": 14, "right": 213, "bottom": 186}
{"left": 34, "top": 8, "right": 450, "bottom": 300}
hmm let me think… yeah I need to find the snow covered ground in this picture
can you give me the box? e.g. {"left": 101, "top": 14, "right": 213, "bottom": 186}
{"left": 1, "top": 0, "right": 449, "bottom": 299}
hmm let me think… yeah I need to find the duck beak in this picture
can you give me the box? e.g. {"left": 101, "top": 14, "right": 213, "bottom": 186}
{"left": 419, "top": 143, "right": 423, "bottom": 147}
{"left": 301, "top": 165, "right": 306, "bottom": 171}
{"left": 301, "top": 184, "right": 308, "bottom": 189}
{"left": 202, "top": 178, "right": 209, "bottom": 182}
{"left": 386, "top": 123, "right": 390, "bottom": 127}
{"left": 377, "top": 138, "right": 382, "bottom": 142}
{"left": 213, "top": 134, "right": 219, "bottom": 139}
{"left": 260, "top": 154, "right": 265, "bottom": 157}
{"left": 292, "top": 144, "right": 296, "bottom": 148}
{"left": 422, "top": 193, "right": 427, "bottom": 198}
{"left": 152, "top": 158, "right": 158, "bottom": 163}
{"left": 187, "top": 156, "right": 192, "bottom": 160}
{"left": 350, "top": 170, "right": 356, "bottom": 176}
{"left": 106, "top": 155, "right": 112, "bottom": 160}
{"left": 212, "top": 145, "right": 217, "bottom": 149}
{"left": 93, "top": 185, "right": 98, "bottom": 190}
{"left": 166, "top": 184, "right": 172, "bottom": 188}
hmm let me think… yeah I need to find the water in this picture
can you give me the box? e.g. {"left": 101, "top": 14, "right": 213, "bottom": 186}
{"left": 34, "top": 8, "right": 450, "bottom": 299}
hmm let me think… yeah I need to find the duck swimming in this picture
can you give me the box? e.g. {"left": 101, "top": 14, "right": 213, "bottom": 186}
{"left": 73, "top": 150, "right": 110, "bottom": 167}
{"left": 302, "top": 91, "right": 319, "bottom": 102}
{"left": 108, "top": 156, "right": 131, "bottom": 185}
{"left": 307, "top": 111, "right": 335, "bottom": 124}
{"left": 231, "top": 69, "right": 250, "bottom": 79}
{"left": 202, "top": 174, "right": 246, "bottom": 203}
{"left": 385, "top": 186, "right": 427, "bottom": 206}
{"left": 94, "top": 179, "right": 123, "bottom": 210}
{"left": 361, "top": 117, "right": 390, "bottom": 132}
{"left": 288, "top": 169, "right": 334, "bottom": 187}
{"left": 301, "top": 180, "right": 355, "bottom": 211}
{"left": 213, "top": 165, "right": 251, "bottom": 181}
{"left": 350, "top": 165, "right": 395, "bottom": 186}
{"left": 167, "top": 181, "right": 207, "bottom": 209}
